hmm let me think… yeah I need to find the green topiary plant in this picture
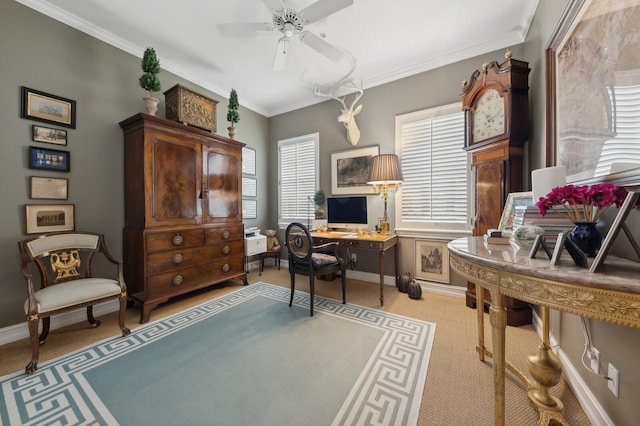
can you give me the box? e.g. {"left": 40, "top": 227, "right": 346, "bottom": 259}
{"left": 139, "top": 47, "right": 161, "bottom": 98}
{"left": 227, "top": 88, "right": 240, "bottom": 125}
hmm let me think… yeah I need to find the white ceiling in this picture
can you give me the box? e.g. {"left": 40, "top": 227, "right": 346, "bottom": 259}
{"left": 17, "top": 0, "right": 539, "bottom": 117}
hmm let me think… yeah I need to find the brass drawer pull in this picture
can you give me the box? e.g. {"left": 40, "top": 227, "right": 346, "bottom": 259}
{"left": 222, "top": 263, "right": 230, "bottom": 272}
{"left": 222, "top": 230, "right": 231, "bottom": 239}
{"left": 172, "top": 275, "right": 184, "bottom": 286}
{"left": 172, "top": 234, "right": 183, "bottom": 246}
{"left": 222, "top": 245, "right": 231, "bottom": 255}
{"left": 172, "top": 253, "right": 183, "bottom": 264}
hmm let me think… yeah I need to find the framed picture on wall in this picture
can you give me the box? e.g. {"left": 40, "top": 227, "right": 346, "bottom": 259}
{"left": 28, "top": 146, "right": 70, "bottom": 172}
{"left": 242, "top": 147, "right": 256, "bottom": 175}
{"left": 331, "top": 145, "right": 379, "bottom": 195}
{"left": 32, "top": 125, "right": 67, "bottom": 146}
{"left": 29, "top": 176, "right": 68, "bottom": 200}
{"left": 243, "top": 199, "right": 257, "bottom": 219}
{"left": 242, "top": 177, "right": 257, "bottom": 197}
{"left": 21, "top": 87, "right": 76, "bottom": 129}
{"left": 25, "top": 204, "right": 75, "bottom": 234}
{"left": 415, "top": 239, "right": 449, "bottom": 283}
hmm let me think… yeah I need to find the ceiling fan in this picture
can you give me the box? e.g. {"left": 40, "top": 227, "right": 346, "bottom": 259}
{"left": 217, "top": 0, "right": 353, "bottom": 71}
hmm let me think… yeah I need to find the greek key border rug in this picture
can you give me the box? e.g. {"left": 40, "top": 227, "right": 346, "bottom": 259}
{"left": 0, "top": 283, "right": 436, "bottom": 425}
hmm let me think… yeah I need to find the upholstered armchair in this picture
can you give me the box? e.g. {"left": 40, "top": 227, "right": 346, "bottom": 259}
{"left": 284, "top": 222, "right": 346, "bottom": 316}
{"left": 18, "top": 231, "right": 130, "bottom": 374}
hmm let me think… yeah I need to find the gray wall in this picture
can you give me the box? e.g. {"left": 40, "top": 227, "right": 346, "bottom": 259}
{"left": 0, "top": 1, "right": 269, "bottom": 328}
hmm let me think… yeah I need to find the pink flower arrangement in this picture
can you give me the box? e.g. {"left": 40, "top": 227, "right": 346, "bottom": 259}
{"left": 536, "top": 183, "right": 627, "bottom": 223}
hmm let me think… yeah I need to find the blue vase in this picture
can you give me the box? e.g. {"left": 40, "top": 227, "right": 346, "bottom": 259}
{"left": 569, "top": 222, "right": 602, "bottom": 257}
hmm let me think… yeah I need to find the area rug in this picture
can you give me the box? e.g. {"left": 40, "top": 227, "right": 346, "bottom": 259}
{"left": 0, "top": 282, "right": 436, "bottom": 425}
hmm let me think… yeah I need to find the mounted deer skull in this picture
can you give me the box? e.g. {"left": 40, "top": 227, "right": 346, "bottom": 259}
{"left": 314, "top": 80, "right": 363, "bottom": 146}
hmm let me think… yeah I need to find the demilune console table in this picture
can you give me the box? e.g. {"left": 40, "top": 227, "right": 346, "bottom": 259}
{"left": 448, "top": 236, "right": 640, "bottom": 425}
{"left": 311, "top": 231, "right": 398, "bottom": 305}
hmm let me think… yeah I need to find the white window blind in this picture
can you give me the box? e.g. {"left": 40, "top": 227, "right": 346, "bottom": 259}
{"left": 278, "top": 133, "right": 319, "bottom": 226}
{"left": 396, "top": 103, "right": 469, "bottom": 231}
{"left": 594, "top": 84, "right": 640, "bottom": 175}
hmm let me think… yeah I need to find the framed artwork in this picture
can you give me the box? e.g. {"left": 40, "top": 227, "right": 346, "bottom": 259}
{"left": 25, "top": 204, "right": 75, "bottom": 234}
{"left": 546, "top": 0, "right": 640, "bottom": 182}
{"left": 498, "top": 191, "right": 533, "bottom": 235}
{"left": 331, "top": 145, "right": 379, "bottom": 195}
{"left": 243, "top": 199, "right": 257, "bottom": 219}
{"left": 29, "top": 176, "right": 68, "bottom": 200}
{"left": 21, "top": 86, "right": 76, "bottom": 129}
{"left": 32, "top": 125, "right": 67, "bottom": 146}
{"left": 242, "top": 177, "right": 257, "bottom": 197}
{"left": 242, "top": 147, "right": 256, "bottom": 175}
{"left": 415, "top": 239, "right": 449, "bottom": 283}
{"left": 29, "top": 146, "right": 70, "bottom": 172}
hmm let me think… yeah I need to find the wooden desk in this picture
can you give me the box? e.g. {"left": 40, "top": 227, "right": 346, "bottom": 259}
{"left": 448, "top": 237, "right": 640, "bottom": 425}
{"left": 311, "top": 231, "right": 399, "bottom": 305}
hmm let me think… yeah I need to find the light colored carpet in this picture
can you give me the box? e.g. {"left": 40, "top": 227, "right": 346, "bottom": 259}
{"left": 0, "top": 283, "right": 435, "bottom": 425}
{"left": 0, "top": 266, "right": 591, "bottom": 425}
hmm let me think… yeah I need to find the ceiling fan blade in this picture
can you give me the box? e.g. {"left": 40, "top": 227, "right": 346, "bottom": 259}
{"left": 217, "top": 22, "right": 274, "bottom": 35}
{"left": 273, "top": 37, "right": 289, "bottom": 71}
{"left": 300, "top": 0, "right": 353, "bottom": 23}
{"left": 262, "top": 0, "right": 286, "bottom": 12}
{"left": 300, "top": 31, "right": 344, "bottom": 62}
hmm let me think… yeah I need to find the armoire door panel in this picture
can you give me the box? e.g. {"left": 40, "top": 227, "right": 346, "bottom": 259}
{"left": 149, "top": 137, "right": 202, "bottom": 227}
{"left": 204, "top": 149, "right": 241, "bottom": 222}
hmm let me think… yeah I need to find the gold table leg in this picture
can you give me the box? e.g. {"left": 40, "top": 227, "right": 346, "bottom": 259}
{"left": 526, "top": 306, "right": 568, "bottom": 425}
{"left": 489, "top": 288, "right": 507, "bottom": 426}
{"left": 476, "top": 284, "right": 486, "bottom": 361}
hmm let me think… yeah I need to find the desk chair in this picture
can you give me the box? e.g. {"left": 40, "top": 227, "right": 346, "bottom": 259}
{"left": 285, "top": 222, "right": 346, "bottom": 316}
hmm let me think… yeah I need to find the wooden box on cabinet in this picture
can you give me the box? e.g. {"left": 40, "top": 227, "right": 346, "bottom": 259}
{"left": 120, "top": 113, "right": 247, "bottom": 323}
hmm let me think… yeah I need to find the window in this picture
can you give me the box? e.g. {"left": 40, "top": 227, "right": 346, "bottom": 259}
{"left": 278, "top": 133, "right": 319, "bottom": 227}
{"left": 395, "top": 103, "right": 470, "bottom": 233}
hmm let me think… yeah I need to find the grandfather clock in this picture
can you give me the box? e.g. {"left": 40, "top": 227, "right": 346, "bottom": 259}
{"left": 461, "top": 50, "right": 532, "bottom": 326}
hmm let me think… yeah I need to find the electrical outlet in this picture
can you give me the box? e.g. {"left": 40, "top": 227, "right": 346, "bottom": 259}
{"left": 608, "top": 363, "right": 619, "bottom": 398}
{"left": 351, "top": 253, "right": 357, "bottom": 262}
{"left": 590, "top": 348, "right": 600, "bottom": 374}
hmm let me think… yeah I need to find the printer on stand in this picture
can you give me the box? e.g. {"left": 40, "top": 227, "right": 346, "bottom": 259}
{"left": 244, "top": 227, "right": 266, "bottom": 273}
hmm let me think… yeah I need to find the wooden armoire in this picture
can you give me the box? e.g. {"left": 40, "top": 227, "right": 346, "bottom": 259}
{"left": 120, "top": 113, "right": 248, "bottom": 323}
{"left": 460, "top": 52, "right": 532, "bottom": 326}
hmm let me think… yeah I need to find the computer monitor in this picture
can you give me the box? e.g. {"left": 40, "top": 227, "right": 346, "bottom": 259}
{"left": 327, "top": 196, "right": 368, "bottom": 230}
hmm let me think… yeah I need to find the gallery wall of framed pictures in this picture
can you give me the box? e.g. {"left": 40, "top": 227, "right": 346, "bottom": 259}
{"left": 20, "top": 86, "right": 76, "bottom": 234}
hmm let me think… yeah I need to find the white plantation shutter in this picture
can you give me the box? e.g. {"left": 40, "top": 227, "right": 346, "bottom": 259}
{"left": 278, "top": 133, "right": 319, "bottom": 225}
{"left": 594, "top": 84, "right": 640, "bottom": 176}
{"left": 396, "top": 103, "right": 470, "bottom": 231}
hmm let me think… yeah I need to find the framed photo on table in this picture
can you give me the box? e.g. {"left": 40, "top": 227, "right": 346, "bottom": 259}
{"left": 415, "top": 240, "right": 449, "bottom": 283}
{"left": 498, "top": 191, "right": 533, "bottom": 235}
{"left": 25, "top": 204, "right": 75, "bottom": 234}
{"left": 331, "top": 145, "right": 378, "bottom": 195}
{"left": 21, "top": 87, "right": 76, "bottom": 129}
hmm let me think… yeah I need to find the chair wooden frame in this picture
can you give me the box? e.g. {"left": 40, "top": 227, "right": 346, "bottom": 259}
{"left": 285, "top": 222, "right": 347, "bottom": 316}
{"left": 18, "top": 231, "right": 130, "bottom": 374}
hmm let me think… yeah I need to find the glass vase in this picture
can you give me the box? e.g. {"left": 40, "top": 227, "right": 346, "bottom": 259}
{"left": 569, "top": 222, "right": 602, "bottom": 257}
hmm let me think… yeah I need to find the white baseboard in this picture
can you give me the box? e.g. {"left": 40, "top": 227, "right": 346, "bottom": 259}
{"left": 0, "top": 300, "right": 120, "bottom": 346}
{"left": 416, "top": 279, "right": 466, "bottom": 298}
{"left": 531, "top": 311, "right": 613, "bottom": 426}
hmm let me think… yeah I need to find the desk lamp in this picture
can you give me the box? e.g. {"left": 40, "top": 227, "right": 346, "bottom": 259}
{"left": 367, "top": 154, "right": 403, "bottom": 234}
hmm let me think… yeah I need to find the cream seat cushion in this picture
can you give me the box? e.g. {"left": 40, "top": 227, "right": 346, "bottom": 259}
{"left": 24, "top": 278, "right": 122, "bottom": 314}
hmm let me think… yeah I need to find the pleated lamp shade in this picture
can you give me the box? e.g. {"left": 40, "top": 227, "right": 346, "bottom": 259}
{"left": 367, "top": 154, "right": 403, "bottom": 185}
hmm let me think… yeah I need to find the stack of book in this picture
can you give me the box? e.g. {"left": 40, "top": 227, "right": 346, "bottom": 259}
{"left": 483, "top": 229, "right": 512, "bottom": 246}
{"left": 511, "top": 205, "right": 574, "bottom": 246}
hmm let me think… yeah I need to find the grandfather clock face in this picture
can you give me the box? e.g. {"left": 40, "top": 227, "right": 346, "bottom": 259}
{"left": 472, "top": 88, "right": 505, "bottom": 142}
